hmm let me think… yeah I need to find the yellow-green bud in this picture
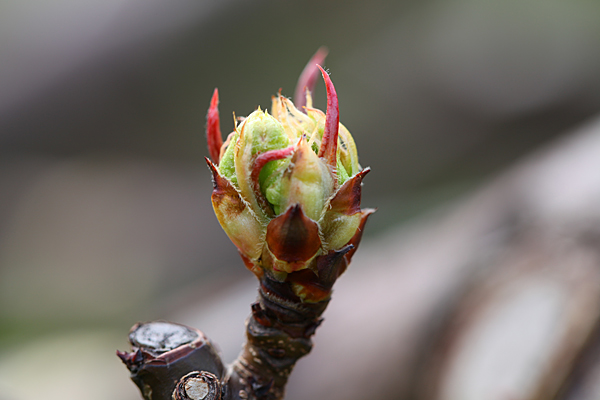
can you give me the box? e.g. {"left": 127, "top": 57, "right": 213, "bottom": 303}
{"left": 205, "top": 68, "right": 373, "bottom": 302}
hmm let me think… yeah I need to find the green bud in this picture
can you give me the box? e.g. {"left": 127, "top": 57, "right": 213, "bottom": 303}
{"left": 206, "top": 70, "right": 373, "bottom": 302}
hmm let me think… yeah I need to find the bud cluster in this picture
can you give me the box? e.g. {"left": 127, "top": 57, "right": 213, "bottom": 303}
{"left": 206, "top": 66, "right": 373, "bottom": 303}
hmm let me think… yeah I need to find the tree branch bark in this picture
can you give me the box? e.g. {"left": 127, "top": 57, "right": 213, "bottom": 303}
{"left": 118, "top": 276, "right": 331, "bottom": 400}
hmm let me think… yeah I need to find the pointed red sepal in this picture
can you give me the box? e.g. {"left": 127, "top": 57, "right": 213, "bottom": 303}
{"left": 293, "top": 47, "right": 329, "bottom": 111}
{"left": 286, "top": 245, "right": 352, "bottom": 302}
{"left": 251, "top": 145, "right": 295, "bottom": 197}
{"left": 342, "top": 208, "right": 376, "bottom": 268}
{"left": 316, "top": 244, "right": 353, "bottom": 287}
{"left": 205, "top": 157, "right": 245, "bottom": 213}
{"left": 329, "top": 168, "right": 370, "bottom": 215}
{"left": 207, "top": 88, "right": 223, "bottom": 164}
{"left": 266, "top": 204, "right": 321, "bottom": 263}
{"left": 206, "top": 157, "right": 229, "bottom": 191}
{"left": 317, "top": 66, "right": 339, "bottom": 170}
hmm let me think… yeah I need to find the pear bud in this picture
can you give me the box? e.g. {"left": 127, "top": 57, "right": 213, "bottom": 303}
{"left": 205, "top": 66, "right": 374, "bottom": 302}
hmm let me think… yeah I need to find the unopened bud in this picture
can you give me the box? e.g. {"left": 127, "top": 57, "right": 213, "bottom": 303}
{"left": 205, "top": 62, "right": 374, "bottom": 302}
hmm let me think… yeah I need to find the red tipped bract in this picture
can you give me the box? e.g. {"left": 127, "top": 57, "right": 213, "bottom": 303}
{"left": 207, "top": 88, "right": 223, "bottom": 163}
{"left": 316, "top": 66, "right": 339, "bottom": 170}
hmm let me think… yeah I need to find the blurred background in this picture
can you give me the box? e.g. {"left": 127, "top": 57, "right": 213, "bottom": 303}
{"left": 2, "top": 1, "right": 600, "bottom": 399}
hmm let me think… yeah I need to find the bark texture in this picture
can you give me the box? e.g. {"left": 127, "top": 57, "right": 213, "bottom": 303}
{"left": 119, "top": 276, "right": 330, "bottom": 400}
{"left": 117, "top": 322, "right": 224, "bottom": 400}
{"left": 222, "top": 280, "right": 328, "bottom": 400}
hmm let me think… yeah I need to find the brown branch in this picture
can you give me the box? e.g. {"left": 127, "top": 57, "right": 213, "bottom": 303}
{"left": 117, "top": 321, "right": 224, "bottom": 400}
{"left": 223, "top": 278, "right": 328, "bottom": 400}
{"left": 118, "top": 276, "right": 330, "bottom": 400}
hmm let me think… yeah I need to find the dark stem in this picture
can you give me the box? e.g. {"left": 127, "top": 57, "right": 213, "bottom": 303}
{"left": 119, "top": 279, "right": 329, "bottom": 400}
{"left": 223, "top": 279, "right": 328, "bottom": 400}
{"left": 117, "top": 321, "right": 224, "bottom": 400}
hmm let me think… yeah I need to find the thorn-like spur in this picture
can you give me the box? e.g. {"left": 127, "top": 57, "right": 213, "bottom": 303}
{"left": 293, "top": 47, "right": 328, "bottom": 111}
{"left": 316, "top": 66, "right": 339, "bottom": 170}
{"left": 207, "top": 88, "right": 223, "bottom": 164}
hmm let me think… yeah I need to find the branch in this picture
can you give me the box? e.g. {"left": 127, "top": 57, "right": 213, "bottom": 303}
{"left": 223, "top": 279, "right": 328, "bottom": 400}
{"left": 117, "top": 322, "right": 224, "bottom": 400}
{"left": 119, "top": 49, "right": 369, "bottom": 400}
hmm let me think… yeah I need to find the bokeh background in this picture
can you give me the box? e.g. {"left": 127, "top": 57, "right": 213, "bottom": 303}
{"left": 2, "top": 1, "right": 600, "bottom": 399}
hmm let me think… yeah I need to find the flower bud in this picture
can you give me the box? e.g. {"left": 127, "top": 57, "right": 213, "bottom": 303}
{"left": 275, "top": 139, "right": 334, "bottom": 221}
{"left": 206, "top": 65, "right": 374, "bottom": 302}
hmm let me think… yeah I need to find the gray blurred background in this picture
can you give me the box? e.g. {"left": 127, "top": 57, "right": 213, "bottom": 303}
{"left": 1, "top": 0, "right": 600, "bottom": 399}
